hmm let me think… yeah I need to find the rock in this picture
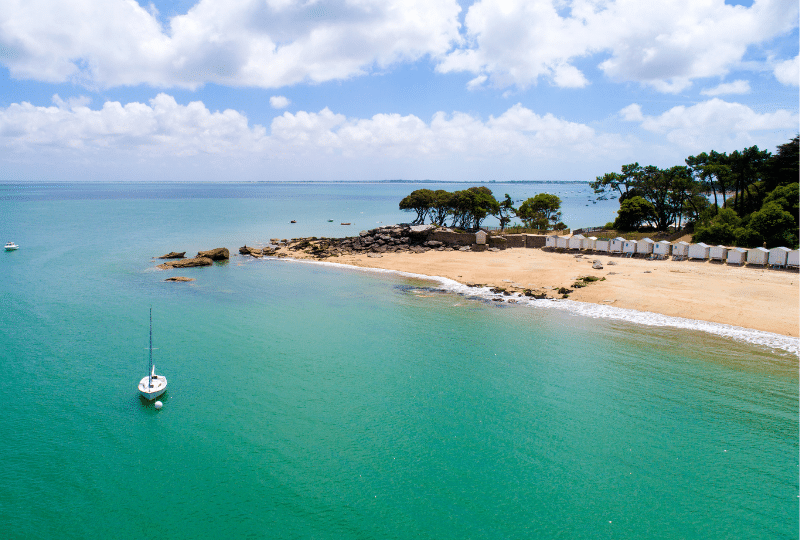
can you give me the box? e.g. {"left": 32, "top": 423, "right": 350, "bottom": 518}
{"left": 164, "top": 276, "right": 195, "bottom": 282}
{"left": 359, "top": 230, "right": 369, "bottom": 237}
{"left": 607, "top": 260, "right": 617, "bottom": 265}
{"left": 197, "top": 248, "right": 229, "bottom": 260}
{"left": 367, "top": 253, "right": 383, "bottom": 258}
{"left": 158, "top": 252, "right": 186, "bottom": 259}
{"left": 157, "top": 257, "right": 213, "bottom": 269}
{"left": 239, "top": 246, "right": 264, "bottom": 257}
{"left": 592, "top": 261, "right": 604, "bottom": 269}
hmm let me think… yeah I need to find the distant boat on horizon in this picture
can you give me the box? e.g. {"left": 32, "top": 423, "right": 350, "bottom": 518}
{"left": 5, "top": 241, "right": 19, "bottom": 251}
{"left": 138, "top": 308, "right": 167, "bottom": 401}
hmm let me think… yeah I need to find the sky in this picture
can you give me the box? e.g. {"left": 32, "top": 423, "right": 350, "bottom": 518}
{"left": 0, "top": 0, "right": 797, "bottom": 182}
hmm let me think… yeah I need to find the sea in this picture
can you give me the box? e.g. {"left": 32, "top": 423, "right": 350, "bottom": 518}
{"left": 0, "top": 181, "right": 797, "bottom": 540}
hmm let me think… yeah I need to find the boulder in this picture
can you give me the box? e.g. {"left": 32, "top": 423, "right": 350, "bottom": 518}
{"left": 197, "top": 247, "right": 229, "bottom": 260}
{"left": 592, "top": 260, "right": 604, "bottom": 269}
{"left": 157, "top": 257, "right": 213, "bottom": 270}
{"left": 158, "top": 252, "right": 186, "bottom": 259}
{"left": 164, "top": 276, "right": 195, "bottom": 282}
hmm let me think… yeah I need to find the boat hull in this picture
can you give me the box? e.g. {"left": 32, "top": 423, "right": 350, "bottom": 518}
{"left": 138, "top": 376, "right": 167, "bottom": 400}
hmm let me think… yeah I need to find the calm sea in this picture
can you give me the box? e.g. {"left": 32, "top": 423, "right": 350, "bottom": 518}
{"left": 0, "top": 182, "right": 797, "bottom": 539}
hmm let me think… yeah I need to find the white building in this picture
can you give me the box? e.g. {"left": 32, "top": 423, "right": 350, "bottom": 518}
{"left": 622, "top": 239, "right": 638, "bottom": 255}
{"left": 475, "top": 230, "right": 487, "bottom": 245}
{"left": 556, "top": 236, "right": 569, "bottom": 249}
{"left": 653, "top": 241, "right": 672, "bottom": 257}
{"left": 709, "top": 245, "right": 728, "bottom": 261}
{"left": 609, "top": 237, "right": 625, "bottom": 253}
{"left": 546, "top": 235, "right": 559, "bottom": 248}
{"left": 637, "top": 237, "right": 654, "bottom": 255}
{"left": 787, "top": 249, "right": 799, "bottom": 268}
{"left": 569, "top": 234, "right": 585, "bottom": 250}
{"left": 688, "top": 242, "right": 711, "bottom": 260}
{"left": 727, "top": 247, "right": 747, "bottom": 265}
{"left": 595, "top": 239, "right": 610, "bottom": 253}
{"left": 747, "top": 247, "right": 769, "bottom": 265}
{"left": 672, "top": 241, "right": 690, "bottom": 258}
{"left": 768, "top": 246, "right": 791, "bottom": 267}
{"left": 582, "top": 236, "right": 597, "bottom": 251}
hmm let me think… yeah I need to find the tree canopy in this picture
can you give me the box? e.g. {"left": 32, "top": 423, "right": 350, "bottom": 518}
{"left": 594, "top": 136, "right": 799, "bottom": 248}
{"left": 517, "top": 193, "right": 562, "bottom": 230}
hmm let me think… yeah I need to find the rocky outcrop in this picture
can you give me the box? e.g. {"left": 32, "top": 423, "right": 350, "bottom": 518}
{"left": 239, "top": 224, "right": 542, "bottom": 261}
{"left": 164, "top": 276, "right": 195, "bottom": 282}
{"left": 157, "top": 257, "right": 213, "bottom": 270}
{"left": 158, "top": 252, "right": 186, "bottom": 259}
{"left": 197, "top": 248, "right": 229, "bottom": 261}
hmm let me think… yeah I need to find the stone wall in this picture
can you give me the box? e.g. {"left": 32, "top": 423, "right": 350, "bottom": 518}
{"left": 526, "top": 235, "right": 546, "bottom": 248}
{"left": 428, "top": 230, "right": 476, "bottom": 246}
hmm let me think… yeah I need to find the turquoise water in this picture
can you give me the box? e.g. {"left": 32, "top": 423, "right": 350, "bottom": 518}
{"left": 1, "top": 183, "right": 797, "bottom": 539}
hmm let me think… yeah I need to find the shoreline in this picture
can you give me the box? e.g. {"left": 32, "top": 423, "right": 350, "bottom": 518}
{"left": 278, "top": 247, "right": 799, "bottom": 341}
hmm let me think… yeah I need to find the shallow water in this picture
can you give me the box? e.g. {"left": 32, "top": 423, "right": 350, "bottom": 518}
{"left": 0, "top": 182, "right": 796, "bottom": 539}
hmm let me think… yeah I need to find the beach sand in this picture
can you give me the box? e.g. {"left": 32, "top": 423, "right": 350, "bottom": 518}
{"left": 288, "top": 248, "right": 799, "bottom": 337}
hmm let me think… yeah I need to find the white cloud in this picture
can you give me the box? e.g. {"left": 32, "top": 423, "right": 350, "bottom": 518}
{"left": 624, "top": 98, "right": 797, "bottom": 150}
{"left": 0, "top": 93, "right": 268, "bottom": 155}
{"left": 270, "top": 95, "right": 290, "bottom": 109}
{"left": 0, "top": 0, "right": 462, "bottom": 89}
{"left": 2, "top": 0, "right": 795, "bottom": 93}
{"left": 774, "top": 55, "right": 799, "bottom": 86}
{"left": 438, "top": 0, "right": 799, "bottom": 92}
{"left": 700, "top": 80, "right": 751, "bottom": 96}
{"left": 619, "top": 103, "right": 644, "bottom": 122}
{"left": 0, "top": 94, "right": 628, "bottom": 164}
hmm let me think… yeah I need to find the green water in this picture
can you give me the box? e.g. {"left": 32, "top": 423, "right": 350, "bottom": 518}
{"left": 0, "top": 183, "right": 797, "bottom": 539}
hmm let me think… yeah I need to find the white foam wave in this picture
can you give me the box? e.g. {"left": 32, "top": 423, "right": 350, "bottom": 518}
{"left": 273, "top": 257, "right": 800, "bottom": 356}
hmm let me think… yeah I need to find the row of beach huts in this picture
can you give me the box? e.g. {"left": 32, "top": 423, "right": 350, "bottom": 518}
{"left": 545, "top": 234, "right": 799, "bottom": 268}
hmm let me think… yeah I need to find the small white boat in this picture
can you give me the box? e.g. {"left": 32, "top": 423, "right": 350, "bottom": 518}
{"left": 138, "top": 308, "right": 167, "bottom": 400}
{"left": 4, "top": 242, "right": 18, "bottom": 251}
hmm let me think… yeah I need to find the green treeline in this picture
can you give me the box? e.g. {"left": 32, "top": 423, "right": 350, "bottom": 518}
{"left": 592, "top": 136, "right": 799, "bottom": 248}
{"left": 399, "top": 187, "right": 566, "bottom": 231}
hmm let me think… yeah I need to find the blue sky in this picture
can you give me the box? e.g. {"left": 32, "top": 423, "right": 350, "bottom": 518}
{"left": 0, "top": 0, "right": 797, "bottom": 182}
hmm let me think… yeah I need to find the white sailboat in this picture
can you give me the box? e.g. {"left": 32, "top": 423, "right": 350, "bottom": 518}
{"left": 138, "top": 308, "right": 167, "bottom": 400}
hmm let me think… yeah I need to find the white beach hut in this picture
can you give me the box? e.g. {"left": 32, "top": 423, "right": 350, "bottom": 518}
{"left": 569, "top": 234, "right": 585, "bottom": 250}
{"left": 475, "top": 230, "right": 488, "bottom": 245}
{"left": 688, "top": 242, "right": 711, "bottom": 260}
{"left": 653, "top": 240, "right": 672, "bottom": 259}
{"left": 786, "top": 249, "right": 799, "bottom": 268}
{"left": 546, "top": 235, "right": 559, "bottom": 248}
{"left": 595, "top": 239, "right": 610, "bottom": 253}
{"left": 556, "top": 236, "right": 569, "bottom": 249}
{"left": 768, "top": 246, "right": 791, "bottom": 268}
{"left": 609, "top": 237, "right": 625, "bottom": 254}
{"left": 726, "top": 247, "right": 747, "bottom": 265}
{"left": 582, "top": 236, "right": 597, "bottom": 251}
{"left": 787, "top": 249, "right": 799, "bottom": 268}
{"left": 622, "top": 239, "right": 638, "bottom": 256}
{"left": 709, "top": 245, "right": 728, "bottom": 261}
{"left": 672, "top": 241, "right": 690, "bottom": 259}
{"left": 747, "top": 247, "right": 769, "bottom": 266}
{"left": 637, "top": 237, "right": 654, "bottom": 256}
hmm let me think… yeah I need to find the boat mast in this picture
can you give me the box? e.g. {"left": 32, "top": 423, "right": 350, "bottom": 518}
{"left": 148, "top": 307, "right": 153, "bottom": 387}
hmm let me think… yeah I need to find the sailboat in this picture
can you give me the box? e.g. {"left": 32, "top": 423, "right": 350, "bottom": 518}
{"left": 138, "top": 308, "right": 167, "bottom": 400}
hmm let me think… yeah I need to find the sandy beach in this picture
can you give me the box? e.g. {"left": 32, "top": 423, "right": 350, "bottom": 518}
{"left": 287, "top": 248, "right": 799, "bottom": 338}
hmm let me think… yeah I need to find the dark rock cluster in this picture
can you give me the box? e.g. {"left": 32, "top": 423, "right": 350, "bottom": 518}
{"left": 243, "top": 225, "right": 461, "bottom": 260}
{"left": 157, "top": 247, "right": 229, "bottom": 269}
